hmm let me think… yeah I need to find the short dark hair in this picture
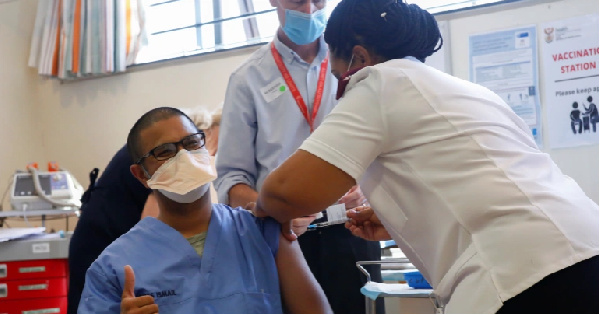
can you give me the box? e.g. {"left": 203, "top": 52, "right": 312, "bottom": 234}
{"left": 126, "top": 107, "right": 198, "bottom": 164}
{"left": 324, "top": 0, "right": 442, "bottom": 63}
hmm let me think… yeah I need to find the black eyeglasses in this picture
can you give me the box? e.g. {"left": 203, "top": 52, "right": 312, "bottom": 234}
{"left": 136, "top": 132, "right": 205, "bottom": 165}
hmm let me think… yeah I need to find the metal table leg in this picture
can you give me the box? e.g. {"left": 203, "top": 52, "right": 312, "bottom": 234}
{"left": 365, "top": 296, "right": 377, "bottom": 314}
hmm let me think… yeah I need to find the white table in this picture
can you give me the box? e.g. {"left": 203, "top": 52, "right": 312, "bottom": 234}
{"left": 0, "top": 209, "right": 78, "bottom": 229}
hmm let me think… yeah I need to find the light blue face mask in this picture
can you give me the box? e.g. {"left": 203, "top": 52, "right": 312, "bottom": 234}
{"left": 282, "top": 8, "right": 327, "bottom": 45}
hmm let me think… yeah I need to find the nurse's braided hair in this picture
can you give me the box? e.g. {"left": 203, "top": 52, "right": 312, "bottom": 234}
{"left": 324, "top": 0, "right": 442, "bottom": 62}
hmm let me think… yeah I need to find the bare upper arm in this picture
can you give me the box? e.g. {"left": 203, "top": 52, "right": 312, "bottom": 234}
{"left": 275, "top": 233, "right": 332, "bottom": 314}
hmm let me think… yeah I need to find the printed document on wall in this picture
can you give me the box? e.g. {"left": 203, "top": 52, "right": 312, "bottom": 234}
{"left": 469, "top": 25, "right": 542, "bottom": 147}
{"left": 541, "top": 15, "right": 599, "bottom": 149}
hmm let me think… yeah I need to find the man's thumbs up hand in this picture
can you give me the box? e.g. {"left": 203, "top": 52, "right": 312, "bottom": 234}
{"left": 122, "top": 265, "right": 136, "bottom": 299}
{"left": 120, "top": 265, "right": 159, "bottom": 314}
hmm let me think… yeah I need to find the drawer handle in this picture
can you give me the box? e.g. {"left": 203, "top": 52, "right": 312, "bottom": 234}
{"left": 22, "top": 307, "right": 61, "bottom": 314}
{"left": 0, "top": 283, "right": 7, "bottom": 298}
{"left": 18, "top": 283, "right": 48, "bottom": 291}
{"left": 0, "top": 264, "right": 6, "bottom": 278}
{"left": 19, "top": 266, "right": 46, "bottom": 274}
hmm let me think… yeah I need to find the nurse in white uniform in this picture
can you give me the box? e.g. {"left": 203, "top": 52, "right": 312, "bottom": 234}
{"left": 255, "top": 0, "right": 599, "bottom": 313}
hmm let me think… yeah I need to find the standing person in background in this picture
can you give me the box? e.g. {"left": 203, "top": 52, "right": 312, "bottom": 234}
{"left": 255, "top": 0, "right": 599, "bottom": 313}
{"left": 214, "top": 0, "right": 383, "bottom": 313}
{"left": 187, "top": 105, "right": 222, "bottom": 156}
{"left": 67, "top": 145, "right": 152, "bottom": 314}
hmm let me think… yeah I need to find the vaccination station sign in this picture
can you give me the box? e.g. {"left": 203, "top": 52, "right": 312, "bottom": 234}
{"left": 541, "top": 14, "right": 599, "bottom": 149}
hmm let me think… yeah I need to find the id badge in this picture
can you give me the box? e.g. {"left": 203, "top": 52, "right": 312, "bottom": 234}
{"left": 260, "top": 77, "right": 287, "bottom": 103}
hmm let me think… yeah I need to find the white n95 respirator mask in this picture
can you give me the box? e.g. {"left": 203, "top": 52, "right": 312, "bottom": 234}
{"left": 147, "top": 148, "right": 217, "bottom": 203}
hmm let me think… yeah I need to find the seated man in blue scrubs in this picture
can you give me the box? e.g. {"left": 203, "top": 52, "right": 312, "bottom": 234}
{"left": 78, "top": 107, "right": 331, "bottom": 314}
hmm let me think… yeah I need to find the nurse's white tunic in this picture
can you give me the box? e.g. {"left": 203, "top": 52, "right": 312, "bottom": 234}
{"left": 301, "top": 58, "right": 599, "bottom": 313}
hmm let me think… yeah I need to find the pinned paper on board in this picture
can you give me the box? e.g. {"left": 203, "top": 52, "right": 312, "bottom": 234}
{"left": 469, "top": 25, "right": 543, "bottom": 147}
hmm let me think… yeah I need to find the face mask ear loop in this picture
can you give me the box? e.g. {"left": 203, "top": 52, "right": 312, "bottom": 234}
{"left": 142, "top": 165, "right": 151, "bottom": 179}
{"left": 346, "top": 54, "right": 355, "bottom": 73}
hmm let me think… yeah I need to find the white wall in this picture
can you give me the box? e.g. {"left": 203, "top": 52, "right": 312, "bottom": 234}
{"left": 446, "top": 0, "right": 599, "bottom": 202}
{"left": 0, "top": 0, "right": 597, "bottom": 231}
{"left": 34, "top": 47, "right": 256, "bottom": 190}
{"left": 0, "top": 0, "right": 259, "bottom": 230}
{"left": 0, "top": 0, "right": 46, "bottom": 210}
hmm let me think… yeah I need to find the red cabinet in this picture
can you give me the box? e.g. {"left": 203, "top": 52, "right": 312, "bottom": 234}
{"left": 0, "top": 259, "right": 68, "bottom": 314}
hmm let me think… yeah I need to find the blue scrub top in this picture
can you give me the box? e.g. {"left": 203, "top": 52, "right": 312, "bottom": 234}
{"left": 78, "top": 204, "right": 282, "bottom": 314}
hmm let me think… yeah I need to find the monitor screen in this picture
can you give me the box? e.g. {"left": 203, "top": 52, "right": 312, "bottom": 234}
{"left": 13, "top": 174, "right": 52, "bottom": 197}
